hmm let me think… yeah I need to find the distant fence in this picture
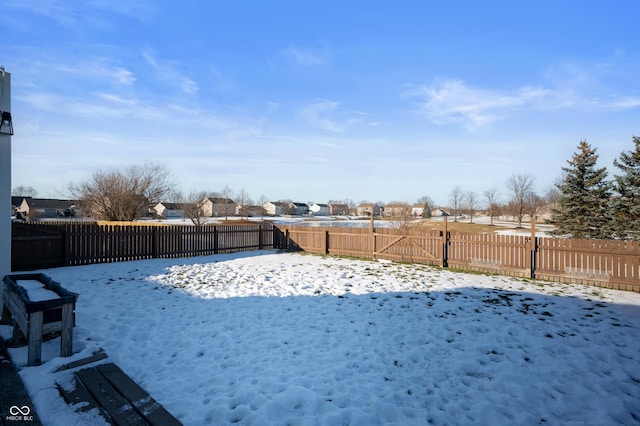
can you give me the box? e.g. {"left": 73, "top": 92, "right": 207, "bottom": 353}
{"left": 12, "top": 222, "right": 275, "bottom": 271}
{"left": 11, "top": 221, "right": 640, "bottom": 292}
{"left": 278, "top": 223, "right": 640, "bottom": 292}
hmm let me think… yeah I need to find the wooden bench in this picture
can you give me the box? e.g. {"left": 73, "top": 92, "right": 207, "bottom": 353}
{"left": 1, "top": 273, "right": 78, "bottom": 366}
{"left": 59, "top": 362, "right": 182, "bottom": 426}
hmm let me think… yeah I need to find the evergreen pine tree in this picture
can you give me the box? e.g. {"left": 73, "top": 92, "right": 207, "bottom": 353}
{"left": 610, "top": 136, "right": 640, "bottom": 240}
{"left": 551, "top": 141, "right": 612, "bottom": 239}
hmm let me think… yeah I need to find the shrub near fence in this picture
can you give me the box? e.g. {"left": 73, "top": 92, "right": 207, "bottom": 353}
{"left": 12, "top": 222, "right": 275, "bottom": 271}
{"left": 278, "top": 224, "right": 640, "bottom": 292}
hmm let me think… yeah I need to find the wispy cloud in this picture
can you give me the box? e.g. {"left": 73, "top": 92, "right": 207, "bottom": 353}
{"left": 406, "top": 68, "right": 640, "bottom": 130}
{"left": 4, "top": 0, "right": 153, "bottom": 31}
{"left": 142, "top": 50, "right": 199, "bottom": 95}
{"left": 405, "top": 79, "right": 548, "bottom": 130}
{"left": 542, "top": 56, "right": 640, "bottom": 112}
{"left": 266, "top": 101, "right": 280, "bottom": 112}
{"left": 18, "top": 89, "right": 244, "bottom": 133}
{"left": 280, "top": 44, "right": 331, "bottom": 67}
{"left": 7, "top": 56, "right": 136, "bottom": 96}
{"left": 299, "top": 101, "right": 380, "bottom": 133}
{"left": 87, "top": 0, "right": 154, "bottom": 21}
{"left": 208, "top": 67, "right": 235, "bottom": 91}
{"left": 5, "top": 0, "right": 79, "bottom": 28}
{"left": 55, "top": 59, "right": 136, "bottom": 86}
{"left": 299, "top": 101, "right": 344, "bottom": 132}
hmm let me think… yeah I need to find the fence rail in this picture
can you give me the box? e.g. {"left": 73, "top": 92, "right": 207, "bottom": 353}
{"left": 278, "top": 224, "right": 640, "bottom": 292}
{"left": 10, "top": 221, "right": 640, "bottom": 292}
{"left": 12, "top": 222, "right": 274, "bottom": 270}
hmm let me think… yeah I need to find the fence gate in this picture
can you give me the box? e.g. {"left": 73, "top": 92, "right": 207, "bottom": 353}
{"left": 373, "top": 229, "right": 444, "bottom": 266}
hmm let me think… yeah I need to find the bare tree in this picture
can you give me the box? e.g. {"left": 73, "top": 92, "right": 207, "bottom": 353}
{"left": 386, "top": 202, "right": 415, "bottom": 230}
{"left": 70, "top": 163, "right": 174, "bottom": 221}
{"left": 464, "top": 190, "right": 478, "bottom": 223}
{"left": 257, "top": 195, "right": 268, "bottom": 219}
{"left": 235, "top": 188, "right": 251, "bottom": 219}
{"left": 220, "top": 185, "right": 235, "bottom": 220}
{"left": 12, "top": 185, "right": 38, "bottom": 197}
{"left": 506, "top": 174, "right": 535, "bottom": 227}
{"left": 279, "top": 199, "right": 295, "bottom": 215}
{"left": 449, "top": 186, "right": 463, "bottom": 222}
{"left": 483, "top": 188, "right": 499, "bottom": 225}
{"left": 543, "top": 185, "right": 561, "bottom": 211}
{"left": 174, "top": 190, "right": 212, "bottom": 226}
{"left": 525, "top": 191, "right": 543, "bottom": 221}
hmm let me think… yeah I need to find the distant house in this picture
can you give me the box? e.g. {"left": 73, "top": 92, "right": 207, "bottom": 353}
{"left": 201, "top": 197, "right": 237, "bottom": 217}
{"left": 432, "top": 208, "right": 450, "bottom": 217}
{"left": 12, "top": 196, "right": 28, "bottom": 208}
{"left": 384, "top": 203, "right": 410, "bottom": 217}
{"left": 328, "top": 203, "right": 349, "bottom": 216}
{"left": 262, "top": 201, "right": 286, "bottom": 216}
{"left": 356, "top": 203, "right": 381, "bottom": 217}
{"left": 291, "top": 202, "right": 310, "bottom": 216}
{"left": 154, "top": 202, "right": 189, "bottom": 218}
{"left": 309, "top": 203, "right": 330, "bottom": 216}
{"left": 11, "top": 196, "right": 29, "bottom": 218}
{"left": 411, "top": 204, "right": 425, "bottom": 217}
{"left": 236, "top": 204, "right": 264, "bottom": 217}
{"left": 16, "top": 198, "right": 80, "bottom": 219}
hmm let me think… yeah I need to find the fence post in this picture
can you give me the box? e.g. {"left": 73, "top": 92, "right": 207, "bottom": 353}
{"left": 371, "top": 228, "right": 377, "bottom": 260}
{"left": 64, "top": 224, "right": 71, "bottom": 266}
{"left": 258, "top": 225, "right": 263, "bottom": 250}
{"left": 152, "top": 226, "right": 158, "bottom": 258}
{"left": 324, "top": 230, "right": 329, "bottom": 254}
{"left": 530, "top": 218, "right": 538, "bottom": 279}
{"left": 273, "top": 226, "right": 279, "bottom": 249}
{"left": 442, "top": 216, "right": 449, "bottom": 267}
{"left": 214, "top": 226, "right": 218, "bottom": 254}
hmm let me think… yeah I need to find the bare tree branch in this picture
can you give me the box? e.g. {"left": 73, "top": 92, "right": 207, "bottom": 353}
{"left": 505, "top": 174, "right": 535, "bottom": 227}
{"left": 70, "top": 163, "right": 174, "bottom": 221}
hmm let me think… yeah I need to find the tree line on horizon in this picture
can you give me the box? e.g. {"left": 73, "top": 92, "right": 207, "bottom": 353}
{"left": 12, "top": 136, "right": 639, "bottom": 241}
{"left": 434, "top": 136, "right": 639, "bottom": 240}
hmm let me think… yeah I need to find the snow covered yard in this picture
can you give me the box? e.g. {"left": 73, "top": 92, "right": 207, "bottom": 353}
{"left": 4, "top": 250, "right": 640, "bottom": 425}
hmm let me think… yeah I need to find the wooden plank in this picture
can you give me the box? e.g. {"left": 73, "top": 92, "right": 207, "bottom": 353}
{"left": 97, "top": 363, "right": 182, "bottom": 426}
{"left": 75, "top": 367, "right": 147, "bottom": 426}
{"left": 2, "top": 289, "right": 28, "bottom": 334}
{"left": 43, "top": 320, "right": 62, "bottom": 335}
{"left": 377, "top": 235, "right": 405, "bottom": 255}
{"left": 27, "top": 311, "right": 43, "bottom": 366}
{"left": 1, "top": 301, "right": 12, "bottom": 324}
{"left": 57, "top": 377, "right": 101, "bottom": 413}
{"left": 407, "top": 237, "right": 439, "bottom": 262}
{"left": 54, "top": 348, "right": 108, "bottom": 372}
{"left": 60, "top": 303, "right": 74, "bottom": 357}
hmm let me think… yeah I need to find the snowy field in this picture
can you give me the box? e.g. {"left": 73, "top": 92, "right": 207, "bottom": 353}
{"left": 4, "top": 251, "right": 640, "bottom": 425}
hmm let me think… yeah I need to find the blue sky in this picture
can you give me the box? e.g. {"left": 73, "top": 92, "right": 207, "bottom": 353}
{"left": 4, "top": 1, "right": 640, "bottom": 206}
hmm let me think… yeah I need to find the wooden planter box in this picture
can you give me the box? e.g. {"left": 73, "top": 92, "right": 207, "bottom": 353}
{"left": 2, "top": 273, "right": 78, "bottom": 366}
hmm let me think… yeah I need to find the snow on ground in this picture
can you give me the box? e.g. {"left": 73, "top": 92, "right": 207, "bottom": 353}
{"left": 4, "top": 251, "right": 640, "bottom": 425}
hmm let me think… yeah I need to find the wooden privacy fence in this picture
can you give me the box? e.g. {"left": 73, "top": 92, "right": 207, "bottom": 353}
{"left": 12, "top": 222, "right": 274, "bottom": 271}
{"left": 11, "top": 221, "right": 640, "bottom": 292}
{"left": 278, "top": 224, "right": 640, "bottom": 292}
